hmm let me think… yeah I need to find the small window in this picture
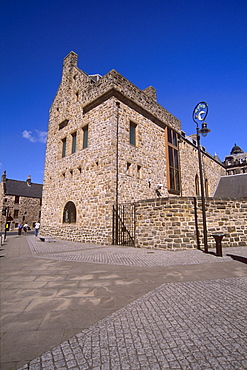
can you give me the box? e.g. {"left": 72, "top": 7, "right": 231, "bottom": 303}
{"left": 137, "top": 165, "right": 142, "bottom": 179}
{"left": 83, "top": 125, "right": 88, "bottom": 149}
{"left": 130, "top": 121, "right": 137, "bottom": 146}
{"left": 205, "top": 178, "right": 209, "bottom": 197}
{"left": 127, "top": 162, "right": 131, "bottom": 175}
{"left": 63, "top": 201, "right": 76, "bottom": 223}
{"left": 14, "top": 209, "right": 19, "bottom": 218}
{"left": 195, "top": 174, "right": 200, "bottom": 196}
{"left": 15, "top": 196, "right": 19, "bottom": 204}
{"left": 71, "top": 132, "right": 77, "bottom": 154}
{"left": 62, "top": 138, "right": 66, "bottom": 158}
{"left": 59, "top": 119, "right": 69, "bottom": 130}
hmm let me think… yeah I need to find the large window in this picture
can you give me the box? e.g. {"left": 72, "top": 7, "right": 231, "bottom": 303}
{"left": 71, "top": 132, "right": 77, "bottom": 154}
{"left": 63, "top": 201, "right": 76, "bottom": 223}
{"left": 62, "top": 138, "right": 66, "bottom": 158}
{"left": 130, "top": 121, "right": 137, "bottom": 146}
{"left": 82, "top": 125, "right": 88, "bottom": 149}
{"left": 167, "top": 127, "right": 180, "bottom": 194}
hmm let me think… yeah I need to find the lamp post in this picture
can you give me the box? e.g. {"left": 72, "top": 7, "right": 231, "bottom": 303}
{"left": 192, "top": 102, "right": 211, "bottom": 253}
{"left": 3, "top": 206, "right": 9, "bottom": 241}
{"left": 115, "top": 101, "right": 120, "bottom": 245}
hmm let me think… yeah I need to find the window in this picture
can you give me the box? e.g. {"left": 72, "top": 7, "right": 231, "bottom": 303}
{"left": 130, "top": 121, "right": 137, "bottom": 146}
{"left": 62, "top": 138, "right": 66, "bottom": 158}
{"left": 205, "top": 179, "right": 209, "bottom": 197}
{"left": 14, "top": 209, "right": 19, "bottom": 218}
{"left": 71, "top": 132, "right": 77, "bottom": 154}
{"left": 59, "top": 119, "right": 69, "bottom": 130}
{"left": 166, "top": 127, "right": 180, "bottom": 193}
{"left": 63, "top": 201, "right": 76, "bottom": 223}
{"left": 127, "top": 162, "right": 131, "bottom": 176}
{"left": 82, "top": 125, "right": 88, "bottom": 149}
{"left": 195, "top": 174, "right": 200, "bottom": 196}
{"left": 15, "top": 196, "right": 20, "bottom": 204}
{"left": 137, "top": 165, "right": 142, "bottom": 179}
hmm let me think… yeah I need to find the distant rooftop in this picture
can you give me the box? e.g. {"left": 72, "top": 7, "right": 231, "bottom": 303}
{"left": 214, "top": 173, "right": 247, "bottom": 198}
{"left": 2, "top": 172, "right": 43, "bottom": 198}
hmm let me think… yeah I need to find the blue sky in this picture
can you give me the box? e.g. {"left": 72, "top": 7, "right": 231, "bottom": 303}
{"left": 0, "top": 0, "right": 246, "bottom": 184}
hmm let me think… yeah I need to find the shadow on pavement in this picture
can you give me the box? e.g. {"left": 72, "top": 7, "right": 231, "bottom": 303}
{"left": 227, "top": 254, "right": 247, "bottom": 264}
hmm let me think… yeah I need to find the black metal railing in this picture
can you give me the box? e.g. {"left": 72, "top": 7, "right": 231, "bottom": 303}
{"left": 112, "top": 204, "right": 135, "bottom": 246}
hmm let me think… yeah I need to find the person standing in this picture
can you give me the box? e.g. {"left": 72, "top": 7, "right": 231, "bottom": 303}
{"left": 34, "top": 222, "right": 40, "bottom": 237}
{"left": 17, "top": 222, "right": 23, "bottom": 236}
{"left": 23, "top": 223, "right": 29, "bottom": 235}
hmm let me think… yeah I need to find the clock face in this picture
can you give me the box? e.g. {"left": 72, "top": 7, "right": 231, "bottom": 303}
{"left": 193, "top": 102, "right": 208, "bottom": 124}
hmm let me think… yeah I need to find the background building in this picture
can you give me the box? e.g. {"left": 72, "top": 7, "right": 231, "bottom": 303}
{"left": 40, "top": 51, "right": 226, "bottom": 245}
{"left": 224, "top": 144, "right": 247, "bottom": 175}
{"left": 0, "top": 171, "right": 43, "bottom": 232}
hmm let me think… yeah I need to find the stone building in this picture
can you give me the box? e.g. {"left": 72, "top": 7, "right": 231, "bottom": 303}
{"left": 0, "top": 171, "right": 43, "bottom": 233}
{"left": 224, "top": 144, "right": 247, "bottom": 175}
{"left": 40, "top": 51, "right": 226, "bottom": 246}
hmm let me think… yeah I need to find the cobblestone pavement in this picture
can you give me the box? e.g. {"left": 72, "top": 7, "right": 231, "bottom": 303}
{"left": 15, "top": 238, "right": 247, "bottom": 369}
{"left": 19, "top": 276, "right": 247, "bottom": 370}
{"left": 26, "top": 236, "right": 247, "bottom": 268}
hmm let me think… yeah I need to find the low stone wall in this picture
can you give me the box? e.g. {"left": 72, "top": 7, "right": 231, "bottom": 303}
{"left": 135, "top": 197, "right": 247, "bottom": 250}
{"left": 40, "top": 224, "right": 112, "bottom": 245}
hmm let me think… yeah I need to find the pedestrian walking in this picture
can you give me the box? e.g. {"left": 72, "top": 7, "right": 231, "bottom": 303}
{"left": 23, "top": 223, "right": 29, "bottom": 235}
{"left": 17, "top": 222, "right": 23, "bottom": 236}
{"left": 34, "top": 222, "right": 40, "bottom": 237}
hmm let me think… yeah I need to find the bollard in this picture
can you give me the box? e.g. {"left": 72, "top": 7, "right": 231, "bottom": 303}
{"left": 211, "top": 234, "right": 226, "bottom": 257}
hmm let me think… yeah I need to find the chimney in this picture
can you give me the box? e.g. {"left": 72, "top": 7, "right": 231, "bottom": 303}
{"left": 2, "top": 170, "right": 6, "bottom": 184}
{"left": 26, "top": 175, "right": 32, "bottom": 187}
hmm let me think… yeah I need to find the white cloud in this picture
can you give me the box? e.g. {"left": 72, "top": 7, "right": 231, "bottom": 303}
{"left": 22, "top": 130, "right": 47, "bottom": 144}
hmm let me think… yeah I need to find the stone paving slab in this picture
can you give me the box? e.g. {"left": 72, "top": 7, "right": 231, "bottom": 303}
{"left": 18, "top": 277, "right": 247, "bottom": 370}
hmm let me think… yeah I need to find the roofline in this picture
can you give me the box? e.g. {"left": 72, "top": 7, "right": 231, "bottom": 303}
{"left": 83, "top": 88, "right": 169, "bottom": 131}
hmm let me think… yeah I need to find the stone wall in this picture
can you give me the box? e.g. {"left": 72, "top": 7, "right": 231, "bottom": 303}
{"left": 179, "top": 137, "right": 226, "bottom": 197}
{"left": 135, "top": 197, "right": 247, "bottom": 249}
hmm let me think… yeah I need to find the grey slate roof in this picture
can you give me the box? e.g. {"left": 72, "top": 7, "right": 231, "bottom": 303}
{"left": 4, "top": 179, "right": 43, "bottom": 198}
{"left": 214, "top": 173, "right": 247, "bottom": 198}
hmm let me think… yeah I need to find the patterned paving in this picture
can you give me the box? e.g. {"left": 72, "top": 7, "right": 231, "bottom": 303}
{"left": 18, "top": 277, "right": 247, "bottom": 369}
{"left": 25, "top": 236, "right": 245, "bottom": 268}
